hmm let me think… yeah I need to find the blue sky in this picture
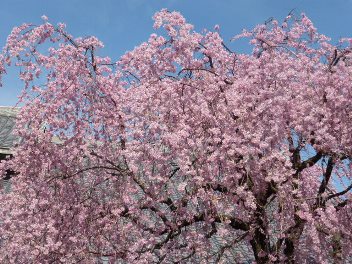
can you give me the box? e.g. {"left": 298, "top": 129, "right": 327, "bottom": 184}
{"left": 0, "top": 0, "right": 352, "bottom": 105}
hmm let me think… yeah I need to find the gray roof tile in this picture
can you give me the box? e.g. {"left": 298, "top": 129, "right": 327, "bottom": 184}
{"left": 0, "top": 106, "right": 19, "bottom": 154}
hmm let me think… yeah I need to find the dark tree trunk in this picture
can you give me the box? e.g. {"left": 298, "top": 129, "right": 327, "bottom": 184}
{"left": 250, "top": 231, "right": 270, "bottom": 264}
{"left": 282, "top": 217, "right": 305, "bottom": 263}
{"left": 250, "top": 202, "right": 271, "bottom": 264}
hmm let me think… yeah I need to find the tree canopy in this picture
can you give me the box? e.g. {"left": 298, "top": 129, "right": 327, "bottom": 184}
{"left": 0, "top": 10, "right": 351, "bottom": 263}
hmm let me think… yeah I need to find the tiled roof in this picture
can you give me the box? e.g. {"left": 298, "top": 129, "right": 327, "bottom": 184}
{"left": 0, "top": 106, "right": 20, "bottom": 155}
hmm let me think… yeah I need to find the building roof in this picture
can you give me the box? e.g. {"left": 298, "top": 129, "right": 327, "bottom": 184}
{"left": 0, "top": 106, "right": 20, "bottom": 155}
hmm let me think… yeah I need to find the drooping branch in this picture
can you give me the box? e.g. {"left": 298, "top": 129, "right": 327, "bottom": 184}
{"left": 327, "top": 183, "right": 352, "bottom": 200}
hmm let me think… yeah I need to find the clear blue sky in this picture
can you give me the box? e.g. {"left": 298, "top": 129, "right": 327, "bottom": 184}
{"left": 0, "top": 0, "right": 351, "bottom": 105}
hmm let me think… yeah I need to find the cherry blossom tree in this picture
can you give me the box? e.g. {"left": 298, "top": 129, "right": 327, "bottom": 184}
{"left": 0, "top": 10, "right": 352, "bottom": 263}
